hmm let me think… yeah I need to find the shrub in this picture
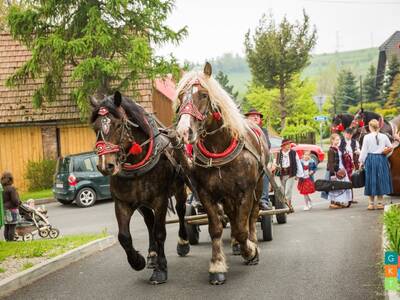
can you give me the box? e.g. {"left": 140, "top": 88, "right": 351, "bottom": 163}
{"left": 24, "top": 159, "right": 57, "bottom": 192}
{"left": 384, "top": 205, "right": 400, "bottom": 255}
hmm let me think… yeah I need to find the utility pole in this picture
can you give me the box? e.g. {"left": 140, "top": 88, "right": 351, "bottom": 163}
{"left": 360, "top": 75, "right": 363, "bottom": 110}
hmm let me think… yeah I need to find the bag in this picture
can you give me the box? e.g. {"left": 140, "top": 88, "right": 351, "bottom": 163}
{"left": 315, "top": 179, "right": 353, "bottom": 192}
{"left": 351, "top": 169, "right": 365, "bottom": 188}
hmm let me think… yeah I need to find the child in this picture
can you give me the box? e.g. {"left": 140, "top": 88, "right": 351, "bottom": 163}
{"left": 298, "top": 151, "right": 317, "bottom": 210}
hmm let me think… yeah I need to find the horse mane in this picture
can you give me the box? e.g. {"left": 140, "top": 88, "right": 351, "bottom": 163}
{"left": 91, "top": 95, "right": 152, "bottom": 137}
{"left": 174, "top": 71, "right": 247, "bottom": 138}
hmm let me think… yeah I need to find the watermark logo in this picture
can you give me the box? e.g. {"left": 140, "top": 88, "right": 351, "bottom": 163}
{"left": 384, "top": 251, "right": 399, "bottom": 291}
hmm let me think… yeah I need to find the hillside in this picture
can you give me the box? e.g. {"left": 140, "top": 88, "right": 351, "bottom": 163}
{"left": 204, "top": 48, "right": 379, "bottom": 96}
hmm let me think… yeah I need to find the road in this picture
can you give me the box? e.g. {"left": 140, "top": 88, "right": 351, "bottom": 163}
{"left": 4, "top": 165, "right": 399, "bottom": 300}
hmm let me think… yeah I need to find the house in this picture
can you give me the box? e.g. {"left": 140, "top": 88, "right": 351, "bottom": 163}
{"left": 0, "top": 33, "right": 174, "bottom": 190}
{"left": 376, "top": 31, "right": 400, "bottom": 88}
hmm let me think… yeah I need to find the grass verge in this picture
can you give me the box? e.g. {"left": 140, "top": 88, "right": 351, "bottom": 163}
{"left": 383, "top": 204, "right": 400, "bottom": 255}
{"left": 20, "top": 189, "right": 53, "bottom": 202}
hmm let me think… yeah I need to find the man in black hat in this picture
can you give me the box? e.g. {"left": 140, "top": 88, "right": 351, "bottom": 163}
{"left": 245, "top": 108, "right": 272, "bottom": 210}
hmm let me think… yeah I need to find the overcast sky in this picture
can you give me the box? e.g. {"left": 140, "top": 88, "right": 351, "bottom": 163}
{"left": 156, "top": 0, "right": 399, "bottom": 63}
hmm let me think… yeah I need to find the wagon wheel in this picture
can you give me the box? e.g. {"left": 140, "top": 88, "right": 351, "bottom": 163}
{"left": 273, "top": 194, "right": 287, "bottom": 224}
{"left": 49, "top": 228, "right": 60, "bottom": 239}
{"left": 260, "top": 215, "right": 273, "bottom": 242}
{"left": 23, "top": 233, "right": 34, "bottom": 242}
{"left": 185, "top": 204, "right": 200, "bottom": 245}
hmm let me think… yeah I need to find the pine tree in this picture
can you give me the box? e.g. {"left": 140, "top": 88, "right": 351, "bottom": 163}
{"left": 363, "top": 64, "right": 379, "bottom": 102}
{"left": 334, "top": 70, "right": 359, "bottom": 112}
{"left": 385, "top": 73, "right": 400, "bottom": 109}
{"left": 215, "top": 71, "right": 239, "bottom": 102}
{"left": 382, "top": 55, "right": 400, "bottom": 103}
{"left": 6, "top": 1, "right": 187, "bottom": 116}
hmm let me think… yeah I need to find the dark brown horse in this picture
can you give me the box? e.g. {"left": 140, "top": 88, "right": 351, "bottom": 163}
{"left": 331, "top": 113, "right": 354, "bottom": 133}
{"left": 90, "top": 91, "right": 190, "bottom": 284}
{"left": 174, "top": 63, "right": 285, "bottom": 285}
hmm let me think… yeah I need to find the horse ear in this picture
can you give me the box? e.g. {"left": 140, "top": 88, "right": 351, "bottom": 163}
{"left": 89, "top": 96, "right": 99, "bottom": 108}
{"left": 204, "top": 62, "right": 212, "bottom": 77}
{"left": 114, "top": 91, "right": 122, "bottom": 107}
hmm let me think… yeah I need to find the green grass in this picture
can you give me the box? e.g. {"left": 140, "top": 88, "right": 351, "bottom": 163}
{"left": 21, "top": 262, "right": 34, "bottom": 271}
{"left": 0, "top": 233, "right": 107, "bottom": 263}
{"left": 0, "top": 267, "right": 5, "bottom": 273}
{"left": 20, "top": 189, "right": 53, "bottom": 202}
{"left": 384, "top": 204, "right": 400, "bottom": 255}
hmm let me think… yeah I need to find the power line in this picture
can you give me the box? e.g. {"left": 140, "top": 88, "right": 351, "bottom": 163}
{"left": 303, "top": 0, "right": 400, "bottom": 4}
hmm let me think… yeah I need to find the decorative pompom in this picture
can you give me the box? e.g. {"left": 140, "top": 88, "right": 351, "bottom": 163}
{"left": 337, "top": 123, "right": 345, "bottom": 132}
{"left": 129, "top": 142, "right": 142, "bottom": 155}
{"left": 358, "top": 120, "right": 365, "bottom": 127}
{"left": 212, "top": 112, "right": 222, "bottom": 121}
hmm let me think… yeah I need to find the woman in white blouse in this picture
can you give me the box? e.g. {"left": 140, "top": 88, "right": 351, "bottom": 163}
{"left": 359, "top": 119, "right": 399, "bottom": 210}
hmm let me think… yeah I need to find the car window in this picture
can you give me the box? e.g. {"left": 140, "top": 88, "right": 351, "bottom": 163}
{"left": 73, "top": 157, "right": 95, "bottom": 172}
{"left": 58, "top": 157, "right": 70, "bottom": 173}
{"left": 270, "top": 137, "right": 282, "bottom": 148}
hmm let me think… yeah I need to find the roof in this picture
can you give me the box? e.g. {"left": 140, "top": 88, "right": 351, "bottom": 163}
{"left": 379, "top": 31, "right": 400, "bottom": 51}
{"left": 154, "top": 76, "right": 176, "bottom": 101}
{"left": 0, "top": 33, "right": 153, "bottom": 126}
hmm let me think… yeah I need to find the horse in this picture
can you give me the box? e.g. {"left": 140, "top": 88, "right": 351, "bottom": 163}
{"left": 173, "top": 63, "right": 286, "bottom": 285}
{"left": 331, "top": 113, "right": 354, "bottom": 133}
{"left": 389, "top": 141, "right": 400, "bottom": 196}
{"left": 90, "top": 91, "right": 190, "bottom": 285}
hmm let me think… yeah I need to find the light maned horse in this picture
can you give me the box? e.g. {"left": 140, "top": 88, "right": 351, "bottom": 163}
{"left": 174, "top": 63, "right": 285, "bottom": 285}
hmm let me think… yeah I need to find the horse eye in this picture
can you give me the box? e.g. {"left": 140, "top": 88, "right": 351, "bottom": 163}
{"left": 200, "top": 93, "right": 208, "bottom": 99}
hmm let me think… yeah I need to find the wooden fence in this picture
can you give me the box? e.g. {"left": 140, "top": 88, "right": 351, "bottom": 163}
{"left": 59, "top": 125, "right": 96, "bottom": 156}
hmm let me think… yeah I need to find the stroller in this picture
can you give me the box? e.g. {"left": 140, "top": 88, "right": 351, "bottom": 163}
{"left": 15, "top": 202, "right": 60, "bottom": 241}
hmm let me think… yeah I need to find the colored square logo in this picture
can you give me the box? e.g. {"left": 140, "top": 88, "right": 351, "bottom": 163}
{"left": 385, "top": 265, "right": 398, "bottom": 277}
{"left": 385, "top": 251, "right": 398, "bottom": 265}
{"left": 385, "top": 278, "right": 399, "bottom": 291}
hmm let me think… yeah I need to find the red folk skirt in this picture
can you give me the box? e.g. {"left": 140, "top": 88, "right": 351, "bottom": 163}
{"left": 297, "top": 178, "right": 316, "bottom": 195}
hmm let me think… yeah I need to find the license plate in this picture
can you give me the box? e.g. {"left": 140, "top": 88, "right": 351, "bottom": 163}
{"left": 56, "top": 183, "right": 63, "bottom": 188}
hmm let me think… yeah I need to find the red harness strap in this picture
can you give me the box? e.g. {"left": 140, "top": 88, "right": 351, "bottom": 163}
{"left": 96, "top": 141, "right": 120, "bottom": 156}
{"left": 196, "top": 138, "right": 238, "bottom": 159}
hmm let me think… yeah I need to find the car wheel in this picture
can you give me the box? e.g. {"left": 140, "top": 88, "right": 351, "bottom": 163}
{"left": 310, "top": 153, "right": 319, "bottom": 165}
{"left": 75, "top": 188, "right": 96, "bottom": 208}
{"left": 57, "top": 199, "right": 73, "bottom": 205}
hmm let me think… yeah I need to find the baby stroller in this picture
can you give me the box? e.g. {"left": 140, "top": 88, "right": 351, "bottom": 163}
{"left": 15, "top": 202, "right": 60, "bottom": 241}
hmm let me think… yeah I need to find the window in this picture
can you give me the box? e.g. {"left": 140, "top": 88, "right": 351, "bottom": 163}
{"left": 73, "top": 157, "right": 95, "bottom": 172}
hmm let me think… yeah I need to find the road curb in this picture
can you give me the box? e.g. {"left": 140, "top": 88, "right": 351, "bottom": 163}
{"left": 0, "top": 235, "right": 116, "bottom": 298}
{"left": 383, "top": 204, "right": 400, "bottom": 300}
{"left": 34, "top": 198, "right": 56, "bottom": 205}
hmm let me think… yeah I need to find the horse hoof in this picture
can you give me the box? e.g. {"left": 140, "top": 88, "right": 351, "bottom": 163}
{"left": 177, "top": 242, "right": 190, "bottom": 257}
{"left": 232, "top": 244, "right": 241, "bottom": 256}
{"left": 149, "top": 270, "right": 168, "bottom": 285}
{"left": 146, "top": 255, "right": 157, "bottom": 269}
{"left": 209, "top": 272, "right": 226, "bottom": 285}
{"left": 244, "top": 248, "right": 259, "bottom": 266}
{"left": 129, "top": 252, "right": 146, "bottom": 271}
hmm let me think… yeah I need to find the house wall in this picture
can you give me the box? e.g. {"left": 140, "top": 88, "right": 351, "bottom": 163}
{"left": 59, "top": 125, "right": 96, "bottom": 156}
{"left": 152, "top": 89, "right": 174, "bottom": 126}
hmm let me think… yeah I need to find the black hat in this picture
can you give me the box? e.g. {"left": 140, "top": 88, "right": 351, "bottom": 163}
{"left": 344, "top": 127, "right": 354, "bottom": 134}
{"left": 281, "top": 138, "right": 292, "bottom": 147}
{"left": 244, "top": 108, "right": 263, "bottom": 118}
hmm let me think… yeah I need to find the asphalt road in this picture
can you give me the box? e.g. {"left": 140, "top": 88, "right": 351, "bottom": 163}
{"left": 4, "top": 165, "right": 399, "bottom": 300}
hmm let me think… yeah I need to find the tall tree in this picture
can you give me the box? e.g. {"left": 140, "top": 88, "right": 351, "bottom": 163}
{"left": 333, "top": 70, "right": 359, "bottom": 112}
{"left": 244, "top": 11, "right": 317, "bottom": 129}
{"left": 385, "top": 73, "right": 400, "bottom": 109}
{"left": 6, "top": 0, "right": 187, "bottom": 116}
{"left": 363, "top": 64, "right": 379, "bottom": 102}
{"left": 382, "top": 55, "right": 400, "bottom": 103}
{"left": 215, "top": 70, "right": 239, "bottom": 102}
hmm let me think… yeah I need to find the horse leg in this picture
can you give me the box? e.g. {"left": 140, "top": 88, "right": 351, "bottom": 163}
{"left": 201, "top": 193, "right": 227, "bottom": 285}
{"left": 175, "top": 185, "right": 190, "bottom": 257}
{"left": 115, "top": 200, "right": 146, "bottom": 271}
{"left": 149, "top": 199, "right": 168, "bottom": 285}
{"left": 138, "top": 206, "right": 157, "bottom": 269}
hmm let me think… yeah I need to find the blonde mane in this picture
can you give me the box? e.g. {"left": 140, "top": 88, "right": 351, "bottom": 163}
{"left": 174, "top": 70, "right": 247, "bottom": 138}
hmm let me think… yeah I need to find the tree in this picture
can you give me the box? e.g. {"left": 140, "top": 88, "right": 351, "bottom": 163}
{"left": 333, "top": 70, "right": 359, "bottom": 112}
{"left": 363, "top": 64, "right": 379, "bottom": 102}
{"left": 215, "top": 70, "right": 239, "bottom": 102}
{"left": 244, "top": 11, "right": 317, "bottom": 129}
{"left": 382, "top": 55, "right": 400, "bottom": 103}
{"left": 385, "top": 73, "right": 400, "bottom": 109}
{"left": 6, "top": 1, "right": 187, "bottom": 116}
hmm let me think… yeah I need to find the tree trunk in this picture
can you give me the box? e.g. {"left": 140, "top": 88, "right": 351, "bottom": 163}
{"left": 279, "top": 85, "right": 287, "bottom": 130}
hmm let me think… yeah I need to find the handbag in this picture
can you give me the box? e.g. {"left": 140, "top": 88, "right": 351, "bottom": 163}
{"left": 314, "top": 179, "right": 353, "bottom": 192}
{"left": 351, "top": 169, "right": 365, "bottom": 188}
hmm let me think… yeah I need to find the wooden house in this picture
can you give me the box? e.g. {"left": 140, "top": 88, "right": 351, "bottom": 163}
{"left": 376, "top": 31, "right": 400, "bottom": 88}
{"left": 0, "top": 33, "right": 174, "bottom": 190}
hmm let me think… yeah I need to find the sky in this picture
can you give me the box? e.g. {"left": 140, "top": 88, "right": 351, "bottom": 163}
{"left": 156, "top": 0, "right": 400, "bottom": 63}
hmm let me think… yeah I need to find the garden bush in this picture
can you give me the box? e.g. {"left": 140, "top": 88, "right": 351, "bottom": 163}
{"left": 24, "top": 159, "right": 57, "bottom": 191}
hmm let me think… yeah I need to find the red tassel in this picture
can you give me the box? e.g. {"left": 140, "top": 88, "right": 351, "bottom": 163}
{"left": 212, "top": 112, "right": 222, "bottom": 121}
{"left": 129, "top": 142, "right": 142, "bottom": 155}
{"left": 359, "top": 120, "right": 364, "bottom": 127}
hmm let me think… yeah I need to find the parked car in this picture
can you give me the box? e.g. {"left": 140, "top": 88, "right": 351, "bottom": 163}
{"left": 53, "top": 152, "right": 111, "bottom": 208}
{"left": 269, "top": 135, "right": 325, "bottom": 165}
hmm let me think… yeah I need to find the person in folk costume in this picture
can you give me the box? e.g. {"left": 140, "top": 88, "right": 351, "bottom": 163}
{"left": 1, "top": 172, "right": 21, "bottom": 241}
{"left": 273, "top": 139, "right": 304, "bottom": 210}
{"left": 297, "top": 151, "right": 317, "bottom": 211}
{"left": 359, "top": 119, "right": 400, "bottom": 210}
{"left": 324, "top": 133, "right": 353, "bottom": 209}
{"left": 245, "top": 108, "right": 272, "bottom": 210}
{"left": 339, "top": 128, "right": 360, "bottom": 203}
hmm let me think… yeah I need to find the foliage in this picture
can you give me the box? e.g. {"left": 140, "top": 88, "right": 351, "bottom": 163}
{"left": 376, "top": 107, "right": 398, "bottom": 119}
{"left": 382, "top": 55, "right": 400, "bottom": 104}
{"left": 21, "top": 262, "right": 34, "bottom": 271}
{"left": 244, "top": 10, "right": 317, "bottom": 129}
{"left": 0, "top": 233, "right": 107, "bottom": 263}
{"left": 384, "top": 205, "right": 400, "bottom": 255}
{"left": 347, "top": 102, "right": 381, "bottom": 115}
{"left": 6, "top": 0, "right": 187, "bottom": 117}
{"left": 20, "top": 189, "right": 53, "bottom": 201}
{"left": 215, "top": 70, "right": 239, "bottom": 103}
{"left": 363, "top": 64, "right": 379, "bottom": 102}
{"left": 384, "top": 73, "right": 400, "bottom": 109}
{"left": 333, "top": 70, "right": 359, "bottom": 113}
{"left": 24, "top": 160, "right": 56, "bottom": 192}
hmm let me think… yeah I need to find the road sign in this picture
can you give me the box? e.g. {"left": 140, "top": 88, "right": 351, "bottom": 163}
{"left": 314, "top": 115, "right": 328, "bottom": 122}
{"left": 313, "top": 95, "right": 327, "bottom": 112}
